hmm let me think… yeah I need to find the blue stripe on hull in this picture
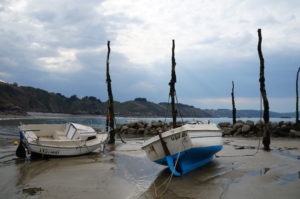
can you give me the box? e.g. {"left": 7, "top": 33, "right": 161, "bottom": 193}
{"left": 154, "top": 145, "right": 223, "bottom": 176}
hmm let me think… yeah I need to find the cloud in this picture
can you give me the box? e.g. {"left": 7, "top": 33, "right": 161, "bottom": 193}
{"left": 0, "top": 0, "right": 299, "bottom": 113}
{"left": 97, "top": 0, "right": 300, "bottom": 65}
{"left": 37, "top": 48, "right": 82, "bottom": 73}
{"left": 0, "top": 71, "right": 11, "bottom": 78}
{"left": 186, "top": 97, "right": 295, "bottom": 112}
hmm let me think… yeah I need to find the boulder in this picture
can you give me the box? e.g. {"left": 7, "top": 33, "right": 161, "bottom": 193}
{"left": 127, "top": 128, "right": 136, "bottom": 134}
{"left": 144, "top": 129, "right": 151, "bottom": 135}
{"left": 222, "top": 127, "right": 232, "bottom": 136}
{"left": 137, "top": 128, "right": 145, "bottom": 134}
{"left": 233, "top": 128, "right": 242, "bottom": 136}
{"left": 120, "top": 125, "right": 129, "bottom": 132}
{"left": 236, "top": 120, "right": 245, "bottom": 124}
{"left": 246, "top": 120, "right": 254, "bottom": 128}
{"left": 137, "top": 122, "right": 145, "bottom": 128}
{"left": 241, "top": 124, "right": 251, "bottom": 134}
{"left": 233, "top": 122, "right": 243, "bottom": 131}
{"left": 289, "top": 129, "right": 300, "bottom": 137}
{"left": 151, "top": 121, "right": 162, "bottom": 128}
{"left": 218, "top": 122, "right": 231, "bottom": 128}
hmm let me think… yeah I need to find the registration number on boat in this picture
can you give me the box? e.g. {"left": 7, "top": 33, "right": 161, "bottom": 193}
{"left": 171, "top": 132, "right": 187, "bottom": 141}
{"left": 39, "top": 148, "right": 60, "bottom": 155}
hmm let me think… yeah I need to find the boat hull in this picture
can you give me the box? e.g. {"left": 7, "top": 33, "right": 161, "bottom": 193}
{"left": 154, "top": 145, "right": 223, "bottom": 176}
{"left": 24, "top": 142, "right": 104, "bottom": 156}
{"left": 18, "top": 123, "right": 108, "bottom": 157}
{"left": 142, "top": 122, "right": 223, "bottom": 176}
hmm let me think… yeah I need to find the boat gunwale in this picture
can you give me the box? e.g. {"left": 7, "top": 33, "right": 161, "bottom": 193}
{"left": 142, "top": 129, "right": 222, "bottom": 149}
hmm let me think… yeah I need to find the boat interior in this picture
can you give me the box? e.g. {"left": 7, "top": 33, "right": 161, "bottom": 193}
{"left": 20, "top": 123, "right": 102, "bottom": 145}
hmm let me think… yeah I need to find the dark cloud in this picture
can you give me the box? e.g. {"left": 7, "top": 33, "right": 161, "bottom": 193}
{"left": 0, "top": 0, "right": 300, "bottom": 112}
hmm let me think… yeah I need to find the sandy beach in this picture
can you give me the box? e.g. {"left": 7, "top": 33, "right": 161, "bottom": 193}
{"left": 0, "top": 136, "right": 299, "bottom": 199}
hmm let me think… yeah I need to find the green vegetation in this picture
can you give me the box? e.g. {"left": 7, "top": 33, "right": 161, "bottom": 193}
{"left": 0, "top": 82, "right": 210, "bottom": 117}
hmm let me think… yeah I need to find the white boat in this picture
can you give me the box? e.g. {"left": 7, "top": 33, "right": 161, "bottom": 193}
{"left": 16, "top": 123, "right": 108, "bottom": 157}
{"left": 142, "top": 121, "right": 223, "bottom": 176}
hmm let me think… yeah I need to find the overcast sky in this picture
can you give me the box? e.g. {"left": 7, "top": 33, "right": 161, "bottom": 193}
{"left": 0, "top": 0, "right": 300, "bottom": 112}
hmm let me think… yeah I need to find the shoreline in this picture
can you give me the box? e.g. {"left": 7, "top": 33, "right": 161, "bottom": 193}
{"left": 0, "top": 111, "right": 296, "bottom": 119}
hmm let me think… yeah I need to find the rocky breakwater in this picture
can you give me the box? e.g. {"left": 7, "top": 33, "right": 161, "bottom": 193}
{"left": 116, "top": 120, "right": 185, "bottom": 136}
{"left": 219, "top": 120, "right": 300, "bottom": 138}
{"left": 116, "top": 120, "right": 300, "bottom": 138}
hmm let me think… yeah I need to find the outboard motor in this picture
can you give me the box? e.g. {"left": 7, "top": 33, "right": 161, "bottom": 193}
{"left": 16, "top": 131, "right": 26, "bottom": 158}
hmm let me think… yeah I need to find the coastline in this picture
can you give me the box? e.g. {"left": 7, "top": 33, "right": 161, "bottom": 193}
{"left": 0, "top": 111, "right": 296, "bottom": 120}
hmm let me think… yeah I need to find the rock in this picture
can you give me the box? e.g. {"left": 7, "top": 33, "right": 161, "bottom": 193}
{"left": 234, "top": 128, "right": 242, "bottom": 136}
{"left": 246, "top": 120, "right": 254, "bottom": 128}
{"left": 218, "top": 122, "right": 231, "bottom": 128}
{"left": 241, "top": 124, "right": 251, "bottom": 134}
{"left": 248, "top": 131, "right": 255, "bottom": 136}
{"left": 121, "top": 125, "right": 129, "bottom": 132}
{"left": 222, "top": 127, "right": 232, "bottom": 136}
{"left": 233, "top": 122, "right": 243, "bottom": 131}
{"left": 151, "top": 121, "right": 162, "bottom": 128}
{"left": 127, "top": 128, "right": 136, "bottom": 134}
{"left": 278, "top": 121, "right": 285, "bottom": 126}
{"left": 236, "top": 120, "right": 245, "bottom": 124}
{"left": 144, "top": 129, "right": 150, "bottom": 135}
{"left": 279, "top": 124, "right": 289, "bottom": 133}
{"left": 137, "top": 128, "right": 145, "bottom": 134}
{"left": 256, "top": 120, "right": 264, "bottom": 128}
{"left": 137, "top": 122, "right": 145, "bottom": 128}
{"left": 157, "top": 127, "right": 163, "bottom": 133}
{"left": 289, "top": 129, "right": 300, "bottom": 137}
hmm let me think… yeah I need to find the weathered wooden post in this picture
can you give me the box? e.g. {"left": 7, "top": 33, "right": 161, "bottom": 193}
{"left": 169, "top": 39, "right": 177, "bottom": 128}
{"left": 296, "top": 67, "right": 300, "bottom": 124}
{"left": 257, "top": 29, "right": 270, "bottom": 151}
{"left": 231, "top": 81, "right": 237, "bottom": 124}
{"left": 106, "top": 41, "right": 116, "bottom": 144}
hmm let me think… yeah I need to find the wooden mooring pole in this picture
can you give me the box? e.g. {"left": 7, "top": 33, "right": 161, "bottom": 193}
{"left": 231, "top": 81, "right": 237, "bottom": 124}
{"left": 106, "top": 41, "right": 116, "bottom": 144}
{"left": 257, "top": 29, "right": 270, "bottom": 151}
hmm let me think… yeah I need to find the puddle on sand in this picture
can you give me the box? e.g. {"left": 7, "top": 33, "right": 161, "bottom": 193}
{"left": 232, "top": 163, "right": 290, "bottom": 184}
{"left": 272, "top": 149, "right": 300, "bottom": 160}
{"left": 113, "top": 153, "right": 163, "bottom": 190}
{"left": 278, "top": 172, "right": 300, "bottom": 185}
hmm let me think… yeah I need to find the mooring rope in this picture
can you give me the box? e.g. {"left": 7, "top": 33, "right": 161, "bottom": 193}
{"left": 153, "top": 137, "right": 187, "bottom": 198}
{"left": 216, "top": 94, "right": 263, "bottom": 158}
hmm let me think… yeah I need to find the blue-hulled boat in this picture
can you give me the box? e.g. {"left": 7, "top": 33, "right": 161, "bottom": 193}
{"left": 142, "top": 121, "right": 223, "bottom": 176}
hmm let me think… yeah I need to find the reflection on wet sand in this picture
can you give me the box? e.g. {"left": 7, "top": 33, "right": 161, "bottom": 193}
{"left": 0, "top": 137, "right": 300, "bottom": 199}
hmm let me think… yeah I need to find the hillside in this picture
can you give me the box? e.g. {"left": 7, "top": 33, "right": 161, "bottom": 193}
{"left": 204, "top": 109, "right": 295, "bottom": 118}
{"left": 0, "top": 82, "right": 106, "bottom": 115}
{"left": 114, "top": 98, "right": 211, "bottom": 117}
{"left": 0, "top": 82, "right": 210, "bottom": 117}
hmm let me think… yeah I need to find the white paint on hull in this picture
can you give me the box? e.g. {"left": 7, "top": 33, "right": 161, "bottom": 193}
{"left": 142, "top": 122, "right": 223, "bottom": 162}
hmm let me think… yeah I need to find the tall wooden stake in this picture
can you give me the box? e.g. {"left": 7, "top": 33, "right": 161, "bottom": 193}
{"left": 231, "top": 81, "right": 237, "bottom": 124}
{"left": 106, "top": 41, "right": 115, "bottom": 144}
{"left": 257, "top": 29, "right": 270, "bottom": 151}
{"left": 169, "top": 40, "right": 177, "bottom": 128}
{"left": 296, "top": 67, "right": 300, "bottom": 124}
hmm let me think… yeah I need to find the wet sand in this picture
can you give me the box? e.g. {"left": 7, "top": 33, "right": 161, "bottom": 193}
{"left": 0, "top": 137, "right": 299, "bottom": 199}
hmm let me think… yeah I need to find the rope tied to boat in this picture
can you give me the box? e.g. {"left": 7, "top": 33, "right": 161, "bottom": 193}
{"left": 216, "top": 94, "right": 263, "bottom": 158}
{"left": 153, "top": 135, "right": 187, "bottom": 198}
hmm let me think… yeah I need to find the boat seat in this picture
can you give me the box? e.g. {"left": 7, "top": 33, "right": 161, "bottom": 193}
{"left": 53, "top": 130, "right": 68, "bottom": 140}
{"left": 38, "top": 136, "right": 54, "bottom": 141}
{"left": 26, "top": 131, "right": 38, "bottom": 142}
